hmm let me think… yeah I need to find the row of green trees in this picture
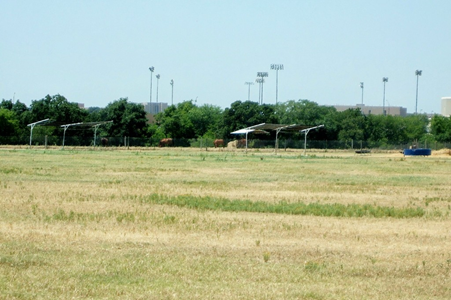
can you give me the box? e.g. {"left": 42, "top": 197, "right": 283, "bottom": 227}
{"left": 1, "top": 94, "right": 451, "bottom": 147}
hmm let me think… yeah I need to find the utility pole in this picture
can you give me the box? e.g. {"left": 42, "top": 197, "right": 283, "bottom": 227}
{"left": 149, "top": 67, "right": 154, "bottom": 113}
{"left": 270, "top": 64, "right": 284, "bottom": 104}
{"left": 170, "top": 79, "right": 174, "bottom": 106}
{"left": 360, "top": 82, "right": 364, "bottom": 105}
{"left": 245, "top": 82, "right": 254, "bottom": 101}
{"left": 382, "top": 77, "right": 388, "bottom": 116}
{"left": 415, "top": 70, "right": 422, "bottom": 114}
{"left": 257, "top": 72, "right": 268, "bottom": 104}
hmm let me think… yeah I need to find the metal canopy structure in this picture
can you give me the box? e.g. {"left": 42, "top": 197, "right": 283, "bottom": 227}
{"left": 231, "top": 123, "right": 313, "bottom": 153}
{"left": 300, "top": 124, "right": 324, "bottom": 155}
{"left": 60, "top": 121, "right": 113, "bottom": 149}
{"left": 27, "top": 118, "right": 50, "bottom": 147}
{"left": 27, "top": 119, "right": 113, "bottom": 149}
{"left": 90, "top": 121, "right": 113, "bottom": 146}
{"left": 61, "top": 122, "right": 83, "bottom": 149}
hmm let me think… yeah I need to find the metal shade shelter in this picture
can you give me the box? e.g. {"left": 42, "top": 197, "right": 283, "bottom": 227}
{"left": 300, "top": 124, "right": 324, "bottom": 155}
{"left": 27, "top": 118, "right": 50, "bottom": 147}
{"left": 90, "top": 121, "right": 113, "bottom": 146}
{"left": 27, "top": 120, "right": 113, "bottom": 149}
{"left": 61, "top": 122, "right": 83, "bottom": 149}
{"left": 60, "top": 121, "right": 113, "bottom": 149}
{"left": 231, "top": 123, "right": 315, "bottom": 153}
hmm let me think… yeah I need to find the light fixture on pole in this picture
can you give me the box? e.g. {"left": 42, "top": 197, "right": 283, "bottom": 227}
{"left": 415, "top": 70, "right": 422, "bottom": 114}
{"left": 360, "top": 82, "right": 364, "bottom": 105}
{"left": 245, "top": 82, "right": 254, "bottom": 101}
{"left": 170, "top": 79, "right": 174, "bottom": 106}
{"left": 149, "top": 67, "right": 154, "bottom": 113}
{"left": 156, "top": 74, "right": 160, "bottom": 113}
{"left": 257, "top": 72, "right": 268, "bottom": 104}
{"left": 382, "top": 77, "right": 388, "bottom": 116}
{"left": 270, "top": 64, "right": 284, "bottom": 104}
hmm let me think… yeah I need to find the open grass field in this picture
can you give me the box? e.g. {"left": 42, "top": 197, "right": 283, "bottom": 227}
{"left": 1, "top": 146, "right": 450, "bottom": 299}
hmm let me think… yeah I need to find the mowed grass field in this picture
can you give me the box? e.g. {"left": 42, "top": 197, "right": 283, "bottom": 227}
{"left": 1, "top": 146, "right": 450, "bottom": 299}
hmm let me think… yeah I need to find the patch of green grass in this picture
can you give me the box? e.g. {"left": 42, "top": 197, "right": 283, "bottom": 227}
{"left": 42, "top": 209, "right": 115, "bottom": 223}
{"left": 0, "top": 167, "right": 21, "bottom": 174}
{"left": 141, "top": 194, "right": 425, "bottom": 218}
{"left": 304, "top": 260, "right": 325, "bottom": 272}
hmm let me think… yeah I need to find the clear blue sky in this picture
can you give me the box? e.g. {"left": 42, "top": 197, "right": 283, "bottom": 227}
{"left": 1, "top": 0, "right": 450, "bottom": 114}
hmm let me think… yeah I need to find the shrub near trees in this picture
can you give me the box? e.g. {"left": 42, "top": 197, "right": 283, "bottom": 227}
{"left": 0, "top": 108, "right": 20, "bottom": 143}
{"left": 156, "top": 101, "right": 223, "bottom": 145}
{"left": 101, "top": 98, "right": 148, "bottom": 138}
{"left": 0, "top": 95, "right": 449, "bottom": 148}
{"left": 431, "top": 115, "right": 451, "bottom": 142}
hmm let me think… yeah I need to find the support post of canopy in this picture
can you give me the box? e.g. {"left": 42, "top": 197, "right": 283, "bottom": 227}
{"left": 93, "top": 124, "right": 101, "bottom": 147}
{"left": 61, "top": 122, "right": 83, "bottom": 150}
{"left": 92, "top": 121, "right": 112, "bottom": 147}
{"left": 275, "top": 128, "right": 282, "bottom": 155}
{"left": 300, "top": 125, "right": 324, "bottom": 156}
{"left": 27, "top": 119, "right": 50, "bottom": 148}
{"left": 29, "top": 124, "right": 35, "bottom": 147}
{"left": 274, "top": 124, "right": 296, "bottom": 155}
{"left": 245, "top": 131, "right": 248, "bottom": 153}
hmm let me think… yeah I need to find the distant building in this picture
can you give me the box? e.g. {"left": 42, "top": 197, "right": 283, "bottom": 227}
{"left": 77, "top": 103, "right": 85, "bottom": 109}
{"left": 142, "top": 102, "right": 168, "bottom": 115}
{"left": 441, "top": 97, "right": 451, "bottom": 117}
{"left": 145, "top": 113, "right": 155, "bottom": 124}
{"left": 333, "top": 104, "right": 407, "bottom": 117}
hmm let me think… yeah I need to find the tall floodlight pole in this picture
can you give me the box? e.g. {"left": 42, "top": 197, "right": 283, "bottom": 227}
{"left": 245, "top": 82, "right": 254, "bottom": 101}
{"left": 255, "top": 78, "right": 263, "bottom": 104}
{"left": 360, "top": 82, "right": 364, "bottom": 105}
{"left": 270, "top": 64, "right": 284, "bottom": 104}
{"left": 382, "top": 77, "right": 388, "bottom": 116}
{"left": 415, "top": 70, "right": 422, "bottom": 114}
{"left": 156, "top": 74, "right": 160, "bottom": 113}
{"left": 170, "top": 79, "right": 174, "bottom": 106}
{"left": 149, "top": 67, "right": 154, "bottom": 113}
{"left": 257, "top": 72, "right": 268, "bottom": 104}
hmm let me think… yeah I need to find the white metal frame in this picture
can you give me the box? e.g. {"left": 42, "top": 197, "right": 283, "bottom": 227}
{"left": 27, "top": 118, "right": 50, "bottom": 147}
{"left": 61, "top": 122, "right": 83, "bottom": 149}
{"left": 300, "top": 124, "right": 324, "bottom": 155}
{"left": 92, "top": 121, "right": 113, "bottom": 146}
{"left": 231, "top": 123, "right": 324, "bottom": 154}
{"left": 274, "top": 124, "right": 297, "bottom": 154}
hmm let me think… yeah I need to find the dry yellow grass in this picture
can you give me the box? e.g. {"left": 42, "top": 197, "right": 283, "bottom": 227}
{"left": 1, "top": 146, "right": 450, "bottom": 299}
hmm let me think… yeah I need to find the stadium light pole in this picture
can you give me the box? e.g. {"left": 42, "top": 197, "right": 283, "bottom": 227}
{"left": 415, "top": 70, "right": 422, "bottom": 114}
{"left": 257, "top": 72, "right": 268, "bottom": 104}
{"left": 360, "top": 82, "right": 364, "bottom": 105}
{"left": 382, "top": 77, "right": 388, "bottom": 116}
{"left": 170, "top": 79, "right": 174, "bottom": 106}
{"left": 149, "top": 67, "right": 154, "bottom": 113}
{"left": 245, "top": 82, "right": 254, "bottom": 101}
{"left": 156, "top": 74, "right": 160, "bottom": 113}
{"left": 255, "top": 78, "right": 264, "bottom": 104}
{"left": 270, "top": 64, "right": 284, "bottom": 104}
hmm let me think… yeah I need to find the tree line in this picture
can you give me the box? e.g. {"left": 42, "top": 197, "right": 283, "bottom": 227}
{"left": 1, "top": 94, "right": 450, "bottom": 148}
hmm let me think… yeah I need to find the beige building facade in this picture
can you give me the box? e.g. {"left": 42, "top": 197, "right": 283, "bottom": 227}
{"left": 142, "top": 102, "right": 168, "bottom": 115}
{"left": 333, "top": 104, "right": 407, "bottom": 116}
{"left": 441, "top": 97, "right": 451, "bottom": 117}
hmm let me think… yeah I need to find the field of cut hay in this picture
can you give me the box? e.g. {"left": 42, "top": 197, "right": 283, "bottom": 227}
{"left": 1, "top": 147, "right": 450, "bottom": 299}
